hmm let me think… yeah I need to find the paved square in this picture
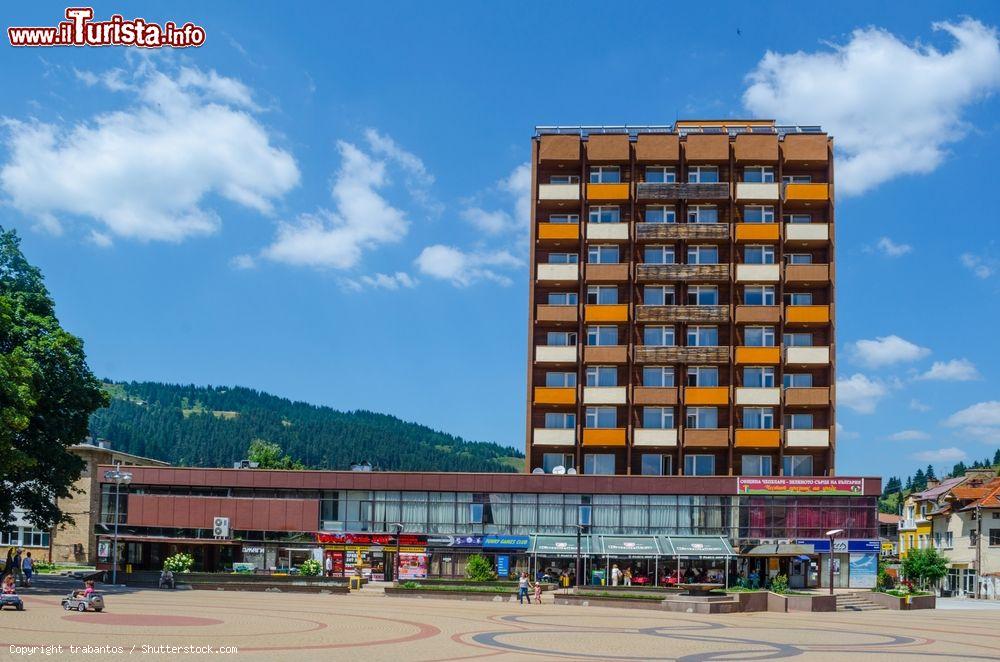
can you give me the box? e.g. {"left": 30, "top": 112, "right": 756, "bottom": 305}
{"left": 2, "top": 589, "right": 999, "bottom": 660}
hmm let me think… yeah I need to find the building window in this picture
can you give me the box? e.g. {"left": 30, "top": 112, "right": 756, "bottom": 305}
{"left": 644, "top": 285, "right": 676, "bottom": 306}
{"left": 0, "top": 527, "right": 50, "bottom": 548}
{"left": 644, "top": 245, "right": 676, "bottom": 264}
{"left": 743, "top": 285, "right": 776, "bottom": 306}
{"left": 548, "top": 214, "right": 579, "bottom": 224}
{"left": 645, "top": 205, "right": 676, "bottom": 223}
{"left": 786, "top": 253, "right": 813, "bottom": 265}
{"left": 687, "top": 285, "right": 718, "bottom": 306}
{"left": 686, "top": 407, "right": 718, "bottom": 429}
{"left": 743, "top": 407, "right": 775, "bottom": 429}
{"left": 744, "top": 326, "right": 776, "bottom": 347}
{"left": 586, "top": 366, "right": 617, "bottom": 387}
{"left": 642, "top": 366, "right": 675, "bottom": 387}
{"left": 783, "top": 455, "right": 814, "bottom": 476}
{"left": 590, "top": 166, "right": 621, "bottom": 184}
{"left": 688, "top": 166, "right": 719, "bottom": 183}
{"left": 684, "top": 454, "right": 716, "bottom": 476}
{"left": 585, "top": 407, "right": 617, "bottom": 429}
{"left": 782, "top": 373, "right": 813, "bottom": 388}
{"left": 588, "top": 245, "right": 620, "bottom": 264}
{"left": 744, "top": 366, "right": 775, "bottom": 388}
{"left": 548, "top": 253, "right": 578, "bottom": 264}
{"left": 641, "top": 454, "right": 672, "bottom": 476}
{"left": 687, "top": 245, "right": 719, "bottom": 265}
{"left": 743, "top": 205, "right": 775, "bottom": 223}
{"left": 744, "top": 166, "right": 775, "bottom": 183}
{"left": 783, "top": 213, "right": 812, "bottom": 224}
{"left": 586, "top": 326, "right": 618, "bottom": 346}
{"left": 587, "top": 285, "right": 618, "bottom": 305}
{"left": 742, "top": 455, "right": 773, "bottom": 476}
{"left": 785, "top": 292, "right": 813, "bottom": 306}
{"left": 782, "top": 175, "right": 812, "bottom": 183}
{"left": 544, "top": 413, "right": 575, "bottom": 429}
{"left": 643, "top": 407, "right": 675, "bottom": 429}
{"left": 783, "top": 333, "right": 813, "bottom": 347}
{"left": 644, "top": 326, "right": 675, "bottom": 346}
{"left": 990, "top": 529, "right": 1000, "bottom": 546}
{"left": 589, "top": 206, "right": 621, "bottom": 223}
{"left": 547, "top": 331, "right": 577, "bottom": 347}
{"left": 545, "top": 372, "right": 576, "bottom": 387}
{"left": 687, "top": 366, "right": 719, "bottom": 387}
{"left": 687, "top": 205, "right": 719, "bottom": 224}
{"left": 645, "top": 166, "right": 676, "bottom": 183}
{"left": 550, "top": 175, "right": 580, "bottom": 184}
{"left": 583, "top": 454, "right": 616, "bottom": 475}
{"left": 745, "top": 245, "right": 775, "bottom": 265}
{"left": 542, "top": 453, "right": 574, "bottom": 474}
{"left": 687, "top": 326, "right": 718, "bottom": 347}
{"left": 547, "top": 292, "right": 578, "bottom": 305}
{"left": 785, "top": 413, "right": 815, "bottom": 430}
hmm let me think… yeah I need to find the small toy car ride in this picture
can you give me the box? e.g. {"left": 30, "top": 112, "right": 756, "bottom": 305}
{"left": 0, "top": 593, "right": 24, "bottom": 611}
{"left": 62, "top": 593, "right": 104, "bottom": 612}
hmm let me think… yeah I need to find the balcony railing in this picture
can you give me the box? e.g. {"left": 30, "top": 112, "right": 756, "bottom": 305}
{"left": 635, "top": 264, "right": 729, "bottom": 282}
{"left": 636, "top": 182, "right": 730, "bottom": 200}
{"left": 636, "top": 223, "right": 729, "bottom": 241}
{"left": 636, "top": 305, "right": 730, "bottom": 323}
{"left": 635, "top": 346, "right": 730, "bottom": 364}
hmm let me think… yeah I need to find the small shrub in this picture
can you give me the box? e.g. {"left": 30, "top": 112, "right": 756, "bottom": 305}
{"left": 32, "top": 560, "right": 57, "bottom": 573}
{"left": 401, "top": 581, "right": 420, "bottom": 589}
{"left": 299, "top": 559, "right": 321, "bottom": 577}
{"left": 770, "top": 574, "right": 789, "bottom": 594}
{"left": 163, "top": 553, "right": 194, "bottom": 573}
{"left": 464, "top": 554, "right": 496, "bottom": 582}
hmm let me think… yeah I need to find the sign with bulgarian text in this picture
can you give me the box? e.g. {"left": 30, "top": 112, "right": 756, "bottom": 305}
{"left": 737, "top": 477, "right": 863, "bottom": 496}
{"left": 315, "top": 532, "right": 425, "bottom": 546}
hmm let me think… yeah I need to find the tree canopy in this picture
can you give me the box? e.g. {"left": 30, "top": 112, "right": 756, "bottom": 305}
{"left": 901, "top": 547, "right": 949, "bottom": 590}
{"left": 247, "top": 438, "right": 304, "bottom": 470}
{"left": 0, "top": 227, "right": 107, "bottom": 528}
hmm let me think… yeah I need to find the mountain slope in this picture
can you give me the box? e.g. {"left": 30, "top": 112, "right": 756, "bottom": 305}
{"left": 88, "top": 381, "right": 523, "bottom": 473}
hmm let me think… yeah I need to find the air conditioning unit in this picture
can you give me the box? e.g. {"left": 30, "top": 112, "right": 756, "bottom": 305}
{"left": 213, "top": 517, "right": 230, "bottom": 539}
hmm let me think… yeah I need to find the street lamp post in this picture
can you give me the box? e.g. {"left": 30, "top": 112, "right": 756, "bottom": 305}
{"left": 104, "top": 463, "right": 133, "bottom": 585}
{"left": 392, "top": 523, "right": 403, "bottom": 584}
{"left": 575, "top": 505, "right": 591, "bottom": 589}
{"left": 825, "top": 528, "right": 845, "bottom": 596}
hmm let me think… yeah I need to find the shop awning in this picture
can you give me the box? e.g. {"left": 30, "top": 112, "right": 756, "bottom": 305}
{"left": 596, "top": 536, "right": 662, "bottom": 557}
{"left": 661, "top": 536, "right": 736, "bottom": 557}
{"left": 744, "top": 543, "right": 815, "bottom": 557}
{"left": 529, "top": 535, "right": 594, "bottom": 556}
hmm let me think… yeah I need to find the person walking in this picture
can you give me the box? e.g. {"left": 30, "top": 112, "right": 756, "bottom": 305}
{"left": 533, "top": 578, "right": 543, "bottom": 605}
{"left": 11, "top": 549, "right": 22, "bottom": 587}
{"left": 324, "top": 553, "right": 333, "bottom": 578}
{"left": 517, "top": 572, "right": 531, "bottom": 605}
{"left": 21, "top": 552, "right": 33, "bottom": 587}
{"left": 624, "top": 567, "right": 632, "bottom": 587}
{"left": 611, "top": 564, "right": 622, "bottom": 587}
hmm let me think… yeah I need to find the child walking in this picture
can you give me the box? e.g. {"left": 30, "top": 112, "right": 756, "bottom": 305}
{"left": 533, "top": 579, "right": 542, "bottom": 605}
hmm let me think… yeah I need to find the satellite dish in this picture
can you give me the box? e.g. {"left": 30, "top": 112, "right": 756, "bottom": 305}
{"left": 531, "top": 467, "right": 544, "bottom": 474}
{"left": 552, "top": 465, "right": 566, "bottom": 475}
{"left": 566, "top": 468, "right": 577, "bottom": 475}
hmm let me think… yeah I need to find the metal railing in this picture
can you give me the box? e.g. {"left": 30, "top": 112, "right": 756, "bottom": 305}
{"left": 534, "top": 124, "right": 824, "bottom": 138}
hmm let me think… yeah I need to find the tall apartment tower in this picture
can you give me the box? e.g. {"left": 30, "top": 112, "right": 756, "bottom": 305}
{"left": 526, "top": 120, "right": 835, "bottom": 477}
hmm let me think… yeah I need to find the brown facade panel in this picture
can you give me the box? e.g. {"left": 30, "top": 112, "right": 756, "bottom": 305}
{"left": 734, "top": 134, "right": 779, "bottom": 162}
{"left": 785, "top": 264, "right": 830, "bottom": 283}
{"left": 734, "top": 305, "right": 781, "bottom": 324}
{"left": 584, "top": 346, "right": 629, "bottom": 364}
{"left": 781, "top": 134, "right": 829, "bottom": 163}
{"left": 586, "top": 263, "right": 630, "bottom": 282}
{"left": 536, "top": 304, "right": 578, "bottom": 323}
{"left": 126, "top": 494, "right": 318, "bottom": 532}
{"left": 636, "top": 223, "right": 729, "bottom": 241}
{"left": 635, "top": 346, "right": 730, "bottom": 364}
{"left": 683, "top": 134, "right": 730, "bottom": 161}
{"left": 636, "top": 264, "right": 729, "bottom": 282}
{"left": 633, "top": 387, "right": 680, "bottom": 405}
{"left": 683, "top": 429, "right": 731, "bottom": 448}
{"left": 538, "top": 135, "right": 581, "bottom": 161}
{"left": 636, "top": 305, "right": 730, "bottom": 324}
{"left": 635, "top": 133, "right": 680, "bottom": 161}
{"left": 785, "top": 387, "right": 831, "bottom": 407}
{"left": 585, "top": 134, "right": 630, "bottom": 161}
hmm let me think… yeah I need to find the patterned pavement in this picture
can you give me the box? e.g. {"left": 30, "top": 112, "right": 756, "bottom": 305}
{"left": 2, "top": 589, "right": 999, "bottom": 660}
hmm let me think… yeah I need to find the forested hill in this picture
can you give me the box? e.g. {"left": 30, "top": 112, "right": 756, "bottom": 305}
{"left": 88, "top": 381, "right": 524, "bottom": 473}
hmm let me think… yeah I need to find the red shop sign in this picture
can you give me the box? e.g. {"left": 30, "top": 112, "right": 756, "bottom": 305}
{"left": 315, "top": 532, "right": 426, "bottom": 546}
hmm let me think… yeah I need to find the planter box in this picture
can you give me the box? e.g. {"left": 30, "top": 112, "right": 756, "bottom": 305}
{"left": 385, "top": 587, "right": 518, "bottom": 602}
{"left": 766, "top": 592, "right": 835, "bottom": 612}
{"left": 868, "top": 591, "right": 936, "bottom": 610}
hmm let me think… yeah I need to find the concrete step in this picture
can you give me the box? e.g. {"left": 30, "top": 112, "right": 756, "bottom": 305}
{"left": 835, "top": 594, "right": 887, "bottom": 611}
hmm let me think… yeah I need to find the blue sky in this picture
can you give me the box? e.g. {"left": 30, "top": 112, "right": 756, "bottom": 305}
{"left": 2, "top": 2, "right": 1000, "bottom": 479}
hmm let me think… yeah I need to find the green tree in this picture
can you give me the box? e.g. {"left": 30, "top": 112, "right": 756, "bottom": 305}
{"left": 925, "top": 464, "right": 936, "bottom": 481}
{"left": 247, "top": 438, "right": 304, "bottom": 469}
{"left": 993, "top": 449, "right": 1000, "bottom": 466}
{"left": 464, "top": 554, "right": 496, "bottom": 582}
{"left": 951, "top": 462, "right": 967, "bottom": 478}
{"left": 0, "top": 227, "right": 107, "bottom": 529}
{"left": 901, "top": 547, "right": 949, "bottom": 590}
{"left": 912, "top": 469, "right": 927, "bottom": 492}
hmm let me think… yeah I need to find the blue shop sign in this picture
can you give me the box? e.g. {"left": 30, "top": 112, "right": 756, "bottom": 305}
{"left": 483, "top": 535, "right": 530, "bottom": 550}
{"left": 795, "top": 539, "right": 880, "bottom": 553}
{"left": 426, "top": 535, "right": 484, "bottom": 547}
{"left": 496, "top": 555, "right": 510, "bottom": 577}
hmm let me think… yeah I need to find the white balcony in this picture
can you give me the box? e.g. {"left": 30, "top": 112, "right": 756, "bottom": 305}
{"left": 583, "top": 386, "right": 627, "bottom": 405}
{"left": 533, "top": 428, "right": 576, "bottom": 446}
{"left": 785, "top": 224, "right": 829, "bottom": 242}
{"left": 633, "top": 428, "right": 678, "bottom": 447}
{"left": 537, "top": 264, "right": 579, "bottom": 281}
{"left": 538, "top": 184, "right": 580, "bottom": 201}
{"left": 735, "top": 387, "right": 780, "bottom": 405}
{"left": 735, "top": 264, "right": 780, "bottom": 282}
{"left": 586, "top": 223, "right": 629, "bottom": 241}
{"left": 536, "top": 346, "right": 577, "bottom": 363}
{"left": 785, "top": 346, "right": 830, "bottom": 365}
{"left": 735, "top": 182, "right": 780, "bottom": 200}
{"left": 785, "top": 429, "right": 830, "bottom": 447}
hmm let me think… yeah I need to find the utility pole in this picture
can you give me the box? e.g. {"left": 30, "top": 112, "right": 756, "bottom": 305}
{"left": 975, "top": 504, "right": 982, "bottom": 599}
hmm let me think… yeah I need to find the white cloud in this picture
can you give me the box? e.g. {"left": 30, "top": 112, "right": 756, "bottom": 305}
{"left": 262, "top": 141, "right": 407, "bottom": 270}
{"left": 415, "top": 244, "right": 521, "bottom": 287}
{"left": 229, "top": 254, "right": 256, "bottom": 270}
{"left": 961, "top": 252, "right": 996, "bottom": 279}
{"left": 743, "top": 19, "right": 1000, "bottom": 195}
{"left": 917, "top": 358, "right": 980, "bottom": 382}
{"left": 910, "top": 399, "right": 931, "bottom": 412}
{"left": 363, "top": 128, "right": 439, "bottom": 213}
{"left": 359, "top": 272, "right": 417, "bottom": 291}
{"left": 945, "top": 401, "right": 1000, "bottom": 445}
{"left": 1, "top": 64, "right": 299, "bottom": 242}
{"left": 889, "top": 430, "right": 930, "bottom": 441}
{"left": 837, "top": 373, "right": 888, "bottom": 414}
{"left": 461, "top": 207, "right": 511, "bottom": 235}
{"left": 458, "top": 162, "right": 531, "bottom": 236}
{"left": 913, "top": 447, "right": 967, "bottom": 463}
{"left": 875, "top": 237, "right": 912, "bottom": 257}
{"left": 852, "top": 335, "right": 930, "bottom": 368}
{"left": 835, "top": 422, "right": 859, "bottom": 440}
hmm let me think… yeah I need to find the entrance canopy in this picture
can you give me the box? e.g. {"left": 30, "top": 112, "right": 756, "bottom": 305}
{"left": 661, "top": 536, "right": 736, "bottom": 557}
{"left": 529, "top": 535, "right": 593, "bottom": 556}
{"left": 596, "top": 536, "right": 662, "bottom": 557}
{"left": 744, "top": 543, "right": 815, "bottom": 557}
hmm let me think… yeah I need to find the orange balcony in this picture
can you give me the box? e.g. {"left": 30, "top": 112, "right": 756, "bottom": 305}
{"left": 685, "top": 387, "right": 729, "bottom": 405}
{"left": 735, "top": 347, "right": 781, "bottom": 364}
{"left": 586, "top": 183, "right": 630, "bottom": 201}
{"left": 784, "top": 183, "right": 829, "bottom": 201}
{"left": 585, "top": 304, "right": 629, "bottom": 323}
{"left": 735, "top": 429, "right": 781, "bottom": 448}
{"left": 537, "top": 223, "right": 580, "bottom": 241}
{"left": 533, "top": 387, "right": 576, "bottom": 405}
{"left": 582, "top": 428, "right": 627, "bottom": 447}
{"left": 735, "top": 223, "right": 780, "bottom": 242}
{"left": 785, "top": 305, "right": 830, "bottom": 324}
